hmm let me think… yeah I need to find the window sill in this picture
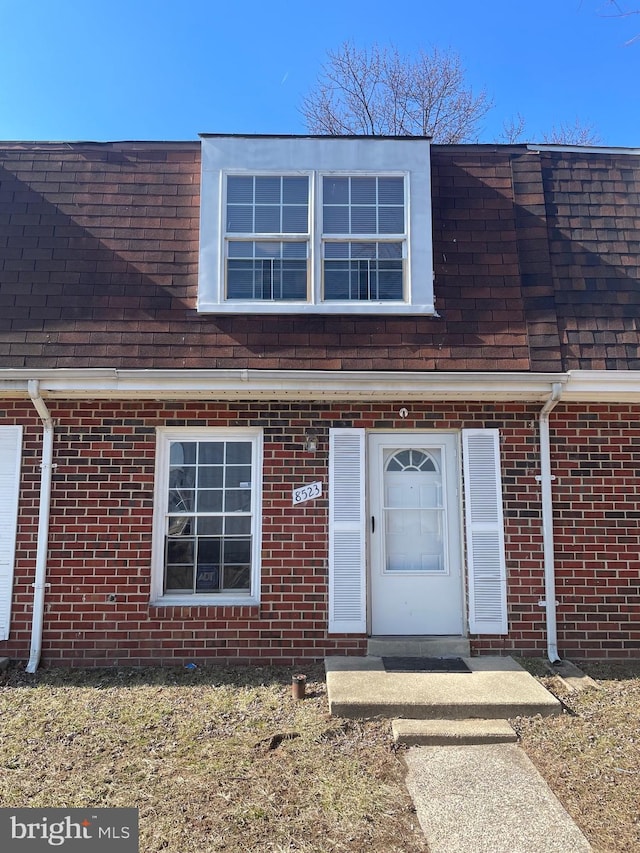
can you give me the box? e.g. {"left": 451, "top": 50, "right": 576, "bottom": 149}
{"left": 196, "top": 300, "right": 436, "bottom": 315}
{"left": 151, "top": 595, "right": 260, "bottom": 608}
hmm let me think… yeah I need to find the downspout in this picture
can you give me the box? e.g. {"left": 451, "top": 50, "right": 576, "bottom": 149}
{"left": 26, "top": 380, "right": 54, "bottom": 673}
{"left": 538, "top": 382, "right": 563, "bottom": 664}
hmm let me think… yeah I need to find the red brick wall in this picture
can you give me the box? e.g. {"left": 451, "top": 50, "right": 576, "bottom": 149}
{"left": 2, "top": 399, "right": 639, "bottom": 666}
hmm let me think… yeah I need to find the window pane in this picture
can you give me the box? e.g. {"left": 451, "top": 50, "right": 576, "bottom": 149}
{"left": 225, "top": 516, "right": 252, "bottom": 535}
{"left": 255, "top": 241, "right": 281, "bottom": 258}
{"left": 379, "top": 206, "right": 404, "bottom": 233}
{"left": 255, "top": 205, "right": 280, "bottom": 233}
{"left": 351, "top": 206, "right": 377, "bottom": 233}
{"left": 324, "top": 243, "right": 349, "bottom": 259}
{"left": 226, "top": 442, "right": 252, "bottom": 464}
{"left": 350, "top": 177, "right": 376, "bottom": 204}
{"left": 280, "top": 262, "right": 307, "bottom": 299}
{"left": 166, "top": 538, "right": 194, "bottom": 566}
{"left": 376, "top": 266, "right": 403, "bottom": 300}
{"left": 282, "top": 205, "right": 308, "bottom": 233}
{"left": 324, "top": 263, "right": 351, "bottom": 300}
{"left": 165, "top": 565, "right": 194, "bottom": 592}
{"left": 197, "top": 489, "right": 223, "bottom": 512}
{"left": 199, "top": 442, "right": 224, "bottom": 464}
{"left": 197, "top": 517, "right": 223, "bottom": 535}
{"left": 227, "top": 264, "right": 256, "bottom": 299}
{"left": 224, "top": 538, "right": 251, "bottom": 565}
{"left": 195, "top": 564, "right": 220, "bottom": 592}
{"left": 227, "top": 176, "right": 253, "bottom": 204}
{"left": 223, "top": 565, "right": 251, "bottom": 590}
{"left": 227, "top": 205, "right": 254, "bottom": 233}
{"left": 170, "top": 442, "right": 196, "bottom": 465}
{"left": 323, "top": 177, "right": 349, "bottom": 203}
{"left": 168, "top": 488, "right": 194, "bottom": 513}
{"left": 196, "top": 537, "right": 221, "bottom": 592}
{"left": 226, "top": 465, "right": 251, "bottom": 488}
{"left": 198, "top": 466, "right": 223, "bottom": 488}
{"left": 378, "top": 242, "right": 403, "bottom": 259}
{"left": 255, "top": 176, "right": 281, "bottom": 204}
{"left": 323, "top": 206, "right": 349, "bottom": 234}
{"left": 195, "top": 539, "right": 221, "bottom": 594}
{"left": 351, "top": 242, "right": 376, "bottom": 259}
{"left": 228, "top": 241, "right": 252, "bottom": 259}
{"left": 282, "top": 242, "right": 307, "bottom": 259}
{"left": 378, "top": 177, "right": 404, "bottom": 204}
{"left": 168, "top": 515, "right": 193, "bottom": 536}
{"left": 225, "top": 489, "right": 251, "bottom": 512}
{"left": 283, "top": 176, "right": 309, "bottom": 204}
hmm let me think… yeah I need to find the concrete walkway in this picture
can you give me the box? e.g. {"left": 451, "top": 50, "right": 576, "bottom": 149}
{"left": 325, "top": 655, "right": 592, "bottom": 851}
{"left": 405, "top": 743, "right": 592, "bottom": 852}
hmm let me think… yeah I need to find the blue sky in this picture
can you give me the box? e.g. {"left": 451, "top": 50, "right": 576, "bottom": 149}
{"left": 0, "top": 0, "right": 638, "bottom": 145}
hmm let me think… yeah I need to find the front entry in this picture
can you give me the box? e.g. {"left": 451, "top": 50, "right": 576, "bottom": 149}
{"left": 369, "top": 433, "right": 464, "bottom": 635}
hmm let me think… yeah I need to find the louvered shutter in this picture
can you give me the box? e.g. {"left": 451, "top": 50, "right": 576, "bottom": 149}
{"left": 328, "top": 428, "right": 366, "bottom": 633}
{"left": 0, "top": 426, "right": 22, "bottom": 641}
{"left": 462, "top": 429, "right": 508, "bottom": 634}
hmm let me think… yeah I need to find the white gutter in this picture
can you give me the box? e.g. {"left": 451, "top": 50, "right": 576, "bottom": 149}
{"left": 538, "top": 382, "right": 563, "bottom": 664}
{"left": 3, "top": 368, "right": 640, "bottom": 402}
{"left": 527, "top": 143, "right": 640, "bottom": 156}
{"left": 0, "top": 368, "right": 570, "bottom": 402}
{"left": 26, "top": 380, "right": 54, "bottom": 673}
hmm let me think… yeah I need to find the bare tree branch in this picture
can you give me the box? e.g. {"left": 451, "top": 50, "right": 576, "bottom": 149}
{"left": 499, "top": 113, "right": 527, "bottom": 144}
{"left": 300, "top": 42, "right": 493, "bottom": 142}
{"left": 541, "top": 118, "right": 602, "bottom": 145}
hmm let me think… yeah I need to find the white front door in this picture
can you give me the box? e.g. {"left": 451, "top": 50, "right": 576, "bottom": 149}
{"left": 369, "top": 433, "right": 464, "bottom": 635}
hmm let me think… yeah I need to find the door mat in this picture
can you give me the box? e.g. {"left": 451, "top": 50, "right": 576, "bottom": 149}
{"left": 382, "top": 656, "right": 472, "bottom": 673}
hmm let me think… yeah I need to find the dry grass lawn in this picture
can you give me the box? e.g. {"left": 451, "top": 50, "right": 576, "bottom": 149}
{"left": 2, "top": 659, "right": 639, "bottom": 852}
{"left": 514, "top": 660, "right": 640, "bottom": 853}
{"left": 0, "top": 664, "right": 426, "bottom": 853}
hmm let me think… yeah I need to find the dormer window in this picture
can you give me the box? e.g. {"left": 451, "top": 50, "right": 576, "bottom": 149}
{"left": 225, "top": 175, "right": 310, "bottom": 301}
{"left": 198, "top": 135, "right": 434, "bottom": 315}
{"left": 322, "top": 175, "right": 405, "bottom": 301}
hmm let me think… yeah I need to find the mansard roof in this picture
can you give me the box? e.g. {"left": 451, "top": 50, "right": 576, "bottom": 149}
{"left": 0, "top": 139, "right": 638, "bottom": 371}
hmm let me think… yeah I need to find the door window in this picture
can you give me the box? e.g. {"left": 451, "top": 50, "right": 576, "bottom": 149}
{"left": 383, "top": 448, "right": 445, "bottom": 573}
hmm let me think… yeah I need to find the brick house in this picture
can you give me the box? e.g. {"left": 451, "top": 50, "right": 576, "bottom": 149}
{"left": 1, "top": 134, "right": 639, "bottom": 669}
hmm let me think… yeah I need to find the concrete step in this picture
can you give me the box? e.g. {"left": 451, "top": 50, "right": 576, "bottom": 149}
{"left": 325, "top": 655, "right": 561, "bottom": 720}
{"left": 367, "top": 636, "right": 470, "bottom": 658}
{"left": 392, "top": 718, "right": 517, "bottom": 746}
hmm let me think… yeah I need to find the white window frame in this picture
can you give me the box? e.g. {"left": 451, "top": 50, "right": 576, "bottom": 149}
{"left": 151, "top": 427, "right": 263, "bottom": 606}
{"left": 199, "top": 135, "right": 435, "bottom": 315}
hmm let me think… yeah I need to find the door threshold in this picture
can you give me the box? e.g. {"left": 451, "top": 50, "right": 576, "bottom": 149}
{"left": 367, "top": 636, "right": 470, "bottom": 658}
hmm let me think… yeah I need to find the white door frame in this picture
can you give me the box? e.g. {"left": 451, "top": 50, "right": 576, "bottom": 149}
{"left": 367, "top": 432, "right": 465, "bottom": 636}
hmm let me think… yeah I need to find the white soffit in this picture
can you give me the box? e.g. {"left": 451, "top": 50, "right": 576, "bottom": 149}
{"left": 0, "top": 369, "right": 639, "bottom": 402}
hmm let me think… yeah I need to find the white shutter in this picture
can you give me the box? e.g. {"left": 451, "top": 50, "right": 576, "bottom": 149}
{"left": 328, "top": 428, "right": 366, "bottom": 634}
{"left": 0, "top": 426, "right": 22, "bottom": 641}
{"left": 462, "top": 429, "right": 508, "bottom": 635}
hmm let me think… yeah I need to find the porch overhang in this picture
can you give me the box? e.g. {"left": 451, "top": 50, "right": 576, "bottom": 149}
{"left": 0, "top": 368, "right": 639, "bottom": 403}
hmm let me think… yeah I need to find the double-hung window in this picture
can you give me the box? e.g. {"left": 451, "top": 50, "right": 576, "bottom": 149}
{"left": 226, "top": 175, "right": 309, "bottom": 301}
{"left": 152, "top": 428, "right": 262, "bottom": 605}
{"left": 199, "top": 135, "right": 434, "bottom": 315}
{"left": 322, "top": 175, "right": 405, "bottom": 301}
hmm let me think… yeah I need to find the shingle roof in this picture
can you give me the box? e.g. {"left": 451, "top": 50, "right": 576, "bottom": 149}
{"left": 0, "top": 141, "right": 638, "bottom": 372}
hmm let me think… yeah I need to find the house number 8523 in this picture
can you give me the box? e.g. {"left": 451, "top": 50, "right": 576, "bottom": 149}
{"left": 292, "top": 482, "right": 323, "bottom": 505}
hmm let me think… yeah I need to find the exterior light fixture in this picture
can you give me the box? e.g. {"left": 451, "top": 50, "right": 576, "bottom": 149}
{"left": 304, "top": 430, "right": 319, "bottom": 453}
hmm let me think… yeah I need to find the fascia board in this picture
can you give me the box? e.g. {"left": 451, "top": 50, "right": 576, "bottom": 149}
{"left": 0, "top": 368, "right": 567, "bottom": 402}
{"left": 562, "top": 370, "right": 640, "bottom": 403}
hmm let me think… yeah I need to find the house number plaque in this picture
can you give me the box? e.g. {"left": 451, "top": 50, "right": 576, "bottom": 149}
{"left": 292, "top": 482, "right": 323, "bottom": 505}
